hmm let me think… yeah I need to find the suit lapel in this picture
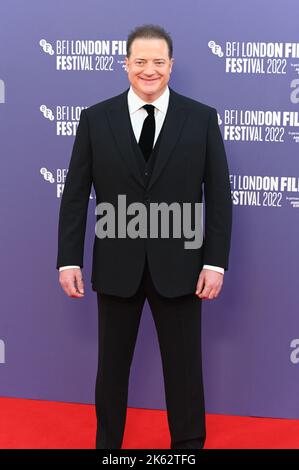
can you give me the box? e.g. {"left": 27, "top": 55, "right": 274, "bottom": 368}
{"left": 105, "top": 87, "right": 188, "bottom": 190}
{"left": 147, "top": 87, "right": 188, "bottom": 191}
{"left": 106, "top": 88, "right": 145, "bottom": 188}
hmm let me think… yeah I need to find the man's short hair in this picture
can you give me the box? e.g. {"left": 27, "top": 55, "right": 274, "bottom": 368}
{"left": 126, "top": 24, "right": 173, "bottom": 58}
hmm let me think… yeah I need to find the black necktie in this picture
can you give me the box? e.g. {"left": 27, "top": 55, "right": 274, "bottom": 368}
{"left": 138, "top": 104, "right": 155, "bottom": 162}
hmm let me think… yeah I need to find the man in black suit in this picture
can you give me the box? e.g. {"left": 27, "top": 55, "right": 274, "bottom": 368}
{"left": 57, "top": 24, "right": 232, "bottom": 449}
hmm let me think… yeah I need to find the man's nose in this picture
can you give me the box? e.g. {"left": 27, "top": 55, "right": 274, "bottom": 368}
{"left": 143, "top": 63, "right": 155, "bottom": 75}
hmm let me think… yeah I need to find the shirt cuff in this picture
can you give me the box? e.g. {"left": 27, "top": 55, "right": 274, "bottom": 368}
{"left": 59, "top": 265, "right": 81, "bottom": 272}
{"left": 203, "top": 264, "right": 224, "bottom": 275}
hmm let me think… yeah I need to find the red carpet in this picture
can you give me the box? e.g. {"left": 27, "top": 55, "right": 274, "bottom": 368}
{"left": 0, "top": 397, "right": 299, "bottom": 449}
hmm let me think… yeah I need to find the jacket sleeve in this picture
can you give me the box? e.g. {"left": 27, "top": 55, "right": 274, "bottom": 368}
{"left": 56, "top": 109, "right": 93, "bottom": 269}
{"left": 203, "top": 107, "right": 232, "bottom": 271}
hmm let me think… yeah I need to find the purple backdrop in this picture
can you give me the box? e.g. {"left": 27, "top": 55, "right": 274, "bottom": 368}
{"left": 0, "top": 0, "right": 299, "bottom": 419}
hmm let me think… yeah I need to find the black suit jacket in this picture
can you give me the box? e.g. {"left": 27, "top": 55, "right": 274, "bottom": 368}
{"left": 56, "top": 87, "right": 232, "bottom": 297}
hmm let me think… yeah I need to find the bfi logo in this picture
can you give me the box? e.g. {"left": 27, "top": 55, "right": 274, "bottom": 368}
{"left": 0, "top": 79, "right": 5, "bottom": 103}
{"left": 0, "top": 339, "right": 5, "bottom": 363}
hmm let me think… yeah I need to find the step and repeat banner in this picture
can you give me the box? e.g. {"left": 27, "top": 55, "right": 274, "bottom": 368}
{"left": 0, "top": 0, "right": 298, "bottom": 419}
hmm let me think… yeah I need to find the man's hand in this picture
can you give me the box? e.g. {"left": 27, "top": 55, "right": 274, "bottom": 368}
{"left": 59, "top": 268, "right": 85, "bottom": 298}
{"left": 195, "top": 268, "right": 223, "bottom": 300}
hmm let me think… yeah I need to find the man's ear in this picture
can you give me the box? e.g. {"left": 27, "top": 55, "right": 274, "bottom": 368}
{"left": 170, "top": 57, "right": 174, "bottom": 73}
{"left": 124, "top": 56, "right": 129, "bottom": 72}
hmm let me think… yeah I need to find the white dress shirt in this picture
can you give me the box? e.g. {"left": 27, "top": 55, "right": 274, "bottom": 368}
{"left": 59, "top": 85, "right": 224, "bottom": 275}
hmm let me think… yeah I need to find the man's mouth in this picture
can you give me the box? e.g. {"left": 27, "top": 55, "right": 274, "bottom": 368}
{"left": 139, "top": 77, "right": 159, "bottom": 82}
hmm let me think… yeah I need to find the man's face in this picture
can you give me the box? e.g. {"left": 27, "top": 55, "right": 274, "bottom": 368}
{"left": 125, "top": 38, "right": 174, "bottom": 102}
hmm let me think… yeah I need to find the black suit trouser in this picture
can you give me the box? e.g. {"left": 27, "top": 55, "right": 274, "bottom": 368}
{"left": 95, "top": 256, "right": 206, "bottom": 449}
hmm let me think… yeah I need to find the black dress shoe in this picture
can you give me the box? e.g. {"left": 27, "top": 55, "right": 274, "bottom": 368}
{"left": 171, "top": 437, "right": 205, "bottom": 449}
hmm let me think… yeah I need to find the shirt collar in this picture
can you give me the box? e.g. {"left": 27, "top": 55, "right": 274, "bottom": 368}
{"left": 127, "top": 85, "right": 170, "bottom": 115}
